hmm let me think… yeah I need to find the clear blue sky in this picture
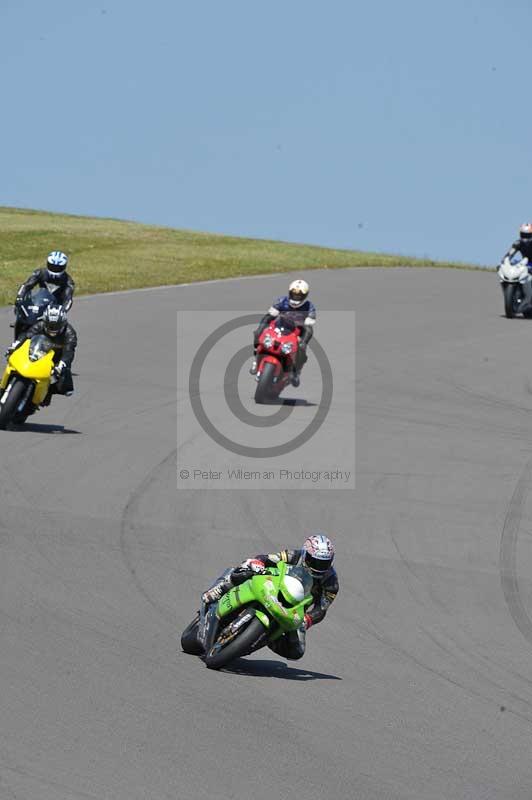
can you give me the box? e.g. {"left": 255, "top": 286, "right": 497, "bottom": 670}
{"left": 1, "top": 0, "right": 530, "bottom": 265}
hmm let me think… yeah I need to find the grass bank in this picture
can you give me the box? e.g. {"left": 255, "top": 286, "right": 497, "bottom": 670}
{"left": 0, "top": 206, "right": 479, "bottom": 306}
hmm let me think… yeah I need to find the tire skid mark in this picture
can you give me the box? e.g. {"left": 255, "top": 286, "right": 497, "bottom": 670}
{"left": 0, "top": 760, "right": 101, "bottom": 800}
{"left": 389, "top": 517, "right": 532, "bottom": 719}
{"left": 119, "top": 448, "right": 178, "bottom": 625}
{"left": 499, "top": 458, "right": 532, "bottom": 647}
{"left": 446, "top": 379, "right": 532, "bottom": 416}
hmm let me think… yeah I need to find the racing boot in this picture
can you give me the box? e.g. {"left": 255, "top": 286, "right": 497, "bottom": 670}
{"left": 249, "top": 349, "right": 259, "bottom": 375}
{"left": 291, "top": 370, "right": 300, "bottom": 388}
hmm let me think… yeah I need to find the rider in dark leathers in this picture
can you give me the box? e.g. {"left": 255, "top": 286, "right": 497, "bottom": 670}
{"left": 202, "top": 535, "right": 338, "bottom": 660}
{"left": 6, "top": 305, "right": 78, "bottom": 404}
{"left": 15, "top": 251, "right": 75, "bottom": 312}
{"left": 500, "top": 223, "right": 532, "bottom": 267}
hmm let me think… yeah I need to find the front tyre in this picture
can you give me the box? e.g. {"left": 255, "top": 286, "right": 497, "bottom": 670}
{"left": 0, "top": 379, "right": 29, "bottom": 430}
{"left": 254, "top": 361, "right": 277, "bottom": 404}
{"left": 181, "top": 613, "right": 203, "bottom": 655}
{"left": 205, "top": 616, "right": 266, "bottom": 670}
{"left": 504, "top": 283, "right": 523, "bottom": 318}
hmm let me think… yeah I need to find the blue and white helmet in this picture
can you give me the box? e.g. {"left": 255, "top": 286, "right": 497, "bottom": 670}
{"left": 46, "top": 251, "right": 68, "bottom": 275}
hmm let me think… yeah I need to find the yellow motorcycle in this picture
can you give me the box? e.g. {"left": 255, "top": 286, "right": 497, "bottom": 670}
{"left": 0, "top": 335, "right": 56, "bottom": 429}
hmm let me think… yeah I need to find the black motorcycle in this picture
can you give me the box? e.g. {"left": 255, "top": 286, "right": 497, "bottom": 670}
{"left": 12, "top": 288, "right": 56, "bottom": 339}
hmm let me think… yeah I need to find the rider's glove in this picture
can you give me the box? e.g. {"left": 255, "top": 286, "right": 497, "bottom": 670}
{"left": 4, "top": 342, "right": 19, "bottom": 358}
{"left": 246, "top": 558, "right": 266, "bottom": 574}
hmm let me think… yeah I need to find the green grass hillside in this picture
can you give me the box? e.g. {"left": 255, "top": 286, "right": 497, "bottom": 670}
{"left": 0, "top": 206, "right": 477, "bottom": 306}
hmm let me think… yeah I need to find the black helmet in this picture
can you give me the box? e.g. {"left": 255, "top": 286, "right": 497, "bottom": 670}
{"left": 43, "top": 305, "right": 67, "bottom": 337}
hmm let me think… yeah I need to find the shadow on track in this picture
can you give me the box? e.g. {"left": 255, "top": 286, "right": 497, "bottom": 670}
{"left": 498, "top": 315, "right": 532, "bottom": 321}
{"left": 9, "top": 422, "right": 82, "bottom": 434}
{"left": 221, "top": 658, "right": 341, "bottom": 681}
{"left": 264, "top": 398, "right": 317, "bottom": 407}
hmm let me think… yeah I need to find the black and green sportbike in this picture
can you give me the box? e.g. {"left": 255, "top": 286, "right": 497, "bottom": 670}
{"left": 181, "top": 561, "right": 313, "bottom": 670}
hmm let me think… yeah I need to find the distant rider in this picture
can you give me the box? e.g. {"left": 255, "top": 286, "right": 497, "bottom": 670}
{"left": 5, "top": 305, "right": 77, "bottom": 406}
{"left": 14, "top": 251, "right": 75, "bottom": 318}
{"left": 500, "top": 223, "right": 532, "bottom": 269}
{"left": 250, "top": 279, "right": 316, "bottom": 388}
{"left": 202, "top": 534, "right": 338, "bottom": 661}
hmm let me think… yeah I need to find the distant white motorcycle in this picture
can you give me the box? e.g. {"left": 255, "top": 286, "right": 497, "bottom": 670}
{"left": 498, "top": 257, "right": 532, "bottom": 318}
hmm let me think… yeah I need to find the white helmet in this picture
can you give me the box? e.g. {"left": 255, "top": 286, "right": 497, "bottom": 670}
{"left": 288, "top": 279, "right": 309, "bottom": 308}
{"left": 302, "top": 534, "right": 335, "bottom": 577}
{"left": 520, "top": 223, "right": 532, "bottom": 243}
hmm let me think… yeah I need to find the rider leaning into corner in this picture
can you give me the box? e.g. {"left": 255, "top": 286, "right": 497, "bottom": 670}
{"left": 202, "top": 534, "right": 338, "bottom": 660}
{"left": 5, "top": 305, "right": 78, "bottom": 406}
{"left": 500, "top": 223, "right": 532, "bottom": 269}
{"left": 14, "top": 250, "right": 75, "bottom": 316}
{"left": 250, "top": 279, "right": 316, "bottom": 388}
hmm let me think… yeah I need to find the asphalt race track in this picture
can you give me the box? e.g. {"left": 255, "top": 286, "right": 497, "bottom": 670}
{"left": 2, "top": 267, "right": 532, "bottom": 799}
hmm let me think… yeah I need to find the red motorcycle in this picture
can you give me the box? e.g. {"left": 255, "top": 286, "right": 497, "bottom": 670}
{"left": 254, "top": 315, "right": 301, "bottom": 404}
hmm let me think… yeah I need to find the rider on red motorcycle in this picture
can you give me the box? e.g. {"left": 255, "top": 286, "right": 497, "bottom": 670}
{"left": 250, "top": 279, "right": 316, "bottom": 387}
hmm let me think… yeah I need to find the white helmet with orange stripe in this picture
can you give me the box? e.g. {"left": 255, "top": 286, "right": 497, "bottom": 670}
{"left": 519, "top": 223, "right": 532, "bottom": 243}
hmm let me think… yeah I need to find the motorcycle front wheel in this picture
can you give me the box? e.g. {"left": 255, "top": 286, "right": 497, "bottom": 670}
{"left": 254, "top": 361, "right": 278, "bottom": 404}
{"left": 0, "top": 379, "right": 29, "bottom": 430}
{"left": 205, "top": 617, "right": 265, "bottom": 670}
{"left": 504, "top": 283, "right": 523, "bottom": 318}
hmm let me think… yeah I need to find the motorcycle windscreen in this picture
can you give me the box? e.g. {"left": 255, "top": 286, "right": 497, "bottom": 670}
{"left": 28, "top": 334, "right": 55, "bottom": 362}
{"left": 273, "top": 315, "right": 298, "bottom": 334}
{"left": 19, "top": 288, "right": 57, "bottom": 325}
{"left": 30, "top": 287, "right": 56, "bottom": 305}
{"left": 284, "top": 563, "right": 314, "bottom": 596}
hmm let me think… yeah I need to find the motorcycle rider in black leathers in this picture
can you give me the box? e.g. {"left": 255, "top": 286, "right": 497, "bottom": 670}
{"left": 202, "top": 534, "right": 338, "bottom": 660}
{"left": 5, "top": 305, "right": 77, "bottom": 405}
{"left": 500, "top": 223, "right": 532, "bottom": 268}
{"left": 14, "top": 251, "right": 75, "bottom": 335}
{"left": 250, "top": 278, "right": 316, "bottom": 388}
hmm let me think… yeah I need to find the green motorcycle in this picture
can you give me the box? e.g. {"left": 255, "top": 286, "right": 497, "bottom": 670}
{"left": 181, "top": 561, "right": 314, "bottom": 670}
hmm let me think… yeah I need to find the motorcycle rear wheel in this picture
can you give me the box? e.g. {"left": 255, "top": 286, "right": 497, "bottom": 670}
{"left": 205, "top": 616, "right": 265, "bottom": 670}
